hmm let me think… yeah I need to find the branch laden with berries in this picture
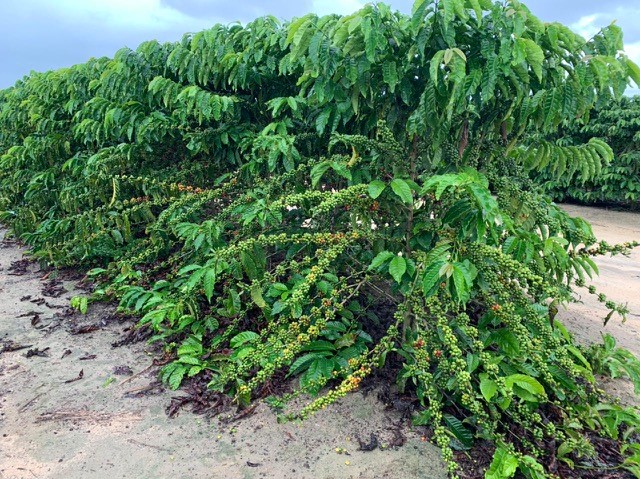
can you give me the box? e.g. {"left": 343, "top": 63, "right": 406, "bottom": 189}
{"left": 1, "top": 1, "right": 640, "bottom": 477}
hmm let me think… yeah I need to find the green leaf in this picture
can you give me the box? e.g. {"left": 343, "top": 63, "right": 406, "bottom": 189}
{"left": 626, "top": 58, "right": 640, "bottom": 87}
{"left": 467, "top": 0, "right": 483, "bottom": 24}
{"left": 566, "top": 347, "right": 595, "bottom": 385}
{"left": 286, "top": 15, "right": 310, "bottom": 45}
{"left": 230, "top": 331, "right": 260, "bottom": 349}
{"left": 369, "top": 251, "right": 395, "bottom": 270}
{"left": 305, "top": 357, "right": 334, "bottom": 383}
{"left": 310, "top": 162, "right": 331, "bottom": 188}
{"left": 234, "top": 346, "right": 254, "bottom": 360}
{"left": 486, "top": 447, "right": 519, "bottom": 479}
{"left": 177, "top": 336, "right": 203, "bottom": 356}
{"left": 382, "top": 61, "right": 398, "bottom": 92}
{"left": 87, "top": 268, "right": 107, "bottom": 277}
{"left": 184, "top": 266, "right": 207, "bottom": 291}
{"left": 163, "top": 363, "right": 187, "bottom": 391}
{"left": 289, "top": 353, "right": 326, "bottom": 376}
{"left": 203, "top": 268, "right": 216, "bottom": 302}
{"left": 330, "top": 161, "right": 352, "bottom": 181}
{"left": 168, "top": 367, "right": 186, "bottom": 390}
{"left": 452, "top": 263, "right": 471, "bottom": 303}
{"left": 362, "top": 16, "right": 376, "bottom": 62}
{"left": 518, "top": 455, "right": 546, "bottom": 479}
{"left": 71, "top": 296, "right": 89, "bottom": 314}
{"left": 520, "top": 38, "right": 544, "bottom": 81}
{"left": 388, "top": 255, "right": 407, "bottom": 283}
{"left": 422, "top": 173, "right": 461, "bottom": 199}
{"left": 444, "top": 414, "right": 473, "bottom": 449}
{"left": 488, "top": 329, "right": 521, "bottom": 356}
{"left": 178, "top": 264, "right": 202, "bottom": 275}
{"left": 241, "top": 250, "right": 258, "bottom": 279}
{"left": 334, "top": 333, "right": 357, "bottom": 349}
{"left": 80, "top": 297, "right": 88, "bottom": 314}
{"left": 250, "top": 283, "right": 267, "bottom": 309}
{"left": 480, "top": 378, "right": 498, "bottom": 401}
{"left": 141, "top": 308, "right": 168, "bottom": 328}
{"left": 505, "top": 374, "right": 546, "bottom": 398}
{"left": 272, "top": 301, "right": 287, "bottom": 315}
{"left": 368, "top": 180, "right": 386, "bottom": 199}
{"left": 430, "top": 50, "right": 446, "bottom": 83}
{"left": 390, "top": 178, "right": 413, "bottom": 204}
{"left": 422, "top": 260, "right": 445, "bottom": 296}
{"left": 316, "top": 107, "right": 332, "bottom": 134}
{"left": 302, "top": 340, "right": 336, "bottom": 352}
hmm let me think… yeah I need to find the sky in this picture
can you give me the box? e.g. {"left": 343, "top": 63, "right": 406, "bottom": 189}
{"left": 0, "top": 0, "right": 639, "bottom": 94}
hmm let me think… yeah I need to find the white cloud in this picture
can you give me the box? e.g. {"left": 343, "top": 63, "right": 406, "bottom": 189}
{"left": 625, "top": 41, "right": 640, "bottom": 63}
{"left": 571, "top": 14, "right": 601, "bottom": 39}
{"left": 311, "top": 0, "right": 364, "bottom": 16}
{"left": 570, "top": 6, "right": 640, "bottom": 42}
{"left": 29, "top": 0, "right": 213, "bottom": 32}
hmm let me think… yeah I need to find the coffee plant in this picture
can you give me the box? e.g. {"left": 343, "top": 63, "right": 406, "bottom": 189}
{"left": 535, "top": 95, "right": 640, "bottom": 208}
{"left": 2, "top": 1, "right": 640, "bottom": 477}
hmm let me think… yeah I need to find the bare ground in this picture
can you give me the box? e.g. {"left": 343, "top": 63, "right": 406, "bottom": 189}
{"left": 558, "top": 204, "right": 640, "bottom": 407}
{"left": 0, "top": 203, "right": 638, "bottom": 479}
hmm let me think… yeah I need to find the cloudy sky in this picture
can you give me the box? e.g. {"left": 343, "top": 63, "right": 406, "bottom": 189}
{"left": 1, "top": 0, "right": 639, "bottom": 94}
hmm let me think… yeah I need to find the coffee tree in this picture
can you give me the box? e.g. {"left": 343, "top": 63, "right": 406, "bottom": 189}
{"left": 2, "top": 1, "right": 640, "bottom": 476}
{"left": 536, "top": 95, "right": 640, "bottom": 207}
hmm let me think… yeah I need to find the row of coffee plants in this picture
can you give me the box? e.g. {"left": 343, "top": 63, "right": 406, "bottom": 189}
{"left": 535, "top": 95, "right": 640, "bottom": 208}
{"left": 2, "top": 1, "right": 640, "bottom": 476}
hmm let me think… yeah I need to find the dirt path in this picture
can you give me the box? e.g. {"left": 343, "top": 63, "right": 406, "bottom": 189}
{"left": 556, "top": 205, "right": 640, "bottom": 407}
{"left": 0, "top": 204, "right": 638, "bottom": 479}
{"left": 0, "top": 229, "right": 446, "bottom": 479}
{"left": 558, "top": 205, "right": 640, "bottom": 354}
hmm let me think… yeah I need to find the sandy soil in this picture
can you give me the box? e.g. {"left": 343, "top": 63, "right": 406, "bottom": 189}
{"left": 0, "top": 203, "right": 638, "bottom": 479}
{"left": 557, "top": 205, "right": 640, "bottom": 407}
{"left": 558, "top": 205, "right": 640, "bottom": 354}
{"left": 0, "top": 229, "right": 446, "bottom": 479}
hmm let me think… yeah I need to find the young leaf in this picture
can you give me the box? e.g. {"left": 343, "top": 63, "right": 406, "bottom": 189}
{"left": 388, "top": 255, "right": 407, "bottom": 283}
{"left": 203, "top": 268, "right": 216, "bottom": 302}
{"left": 230, "top": 331, "right": 260, "bottom": 349}
{"left": 486, "top": 447, "right": 519, "bottom": 479}
{"left": 480, "top": 377, "right": 498, "bottom": 401}
{"left": 368, "top": 180, "right": 386, "bottom": 199}
{"left": 390, "top": 178, "right": 413, "bottom": 204}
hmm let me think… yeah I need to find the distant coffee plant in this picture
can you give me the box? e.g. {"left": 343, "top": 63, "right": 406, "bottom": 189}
{"left": 1, "top": 1, "right": 640, "bottom": 477}
{"left": 536, "top": 95, "right": 640, "bottom": 207}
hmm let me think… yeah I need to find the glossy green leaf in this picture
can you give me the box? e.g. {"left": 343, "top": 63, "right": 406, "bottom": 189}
{"left": 389, "top": 255, "right": 407, "bottom": 283}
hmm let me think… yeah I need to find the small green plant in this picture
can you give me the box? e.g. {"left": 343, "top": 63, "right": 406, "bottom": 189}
{"left": 102, "top": 376, "right": 116, "bottom": 388}
{"left": 70, "top": 296, "right": 89, "bottom": 314}
{"left": 587, "top": 333, "right": 640, "bottom": 393}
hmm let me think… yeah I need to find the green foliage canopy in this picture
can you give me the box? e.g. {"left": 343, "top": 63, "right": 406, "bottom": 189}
{"left": 536, "top": 95, "right": 640, "bottom": 207}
